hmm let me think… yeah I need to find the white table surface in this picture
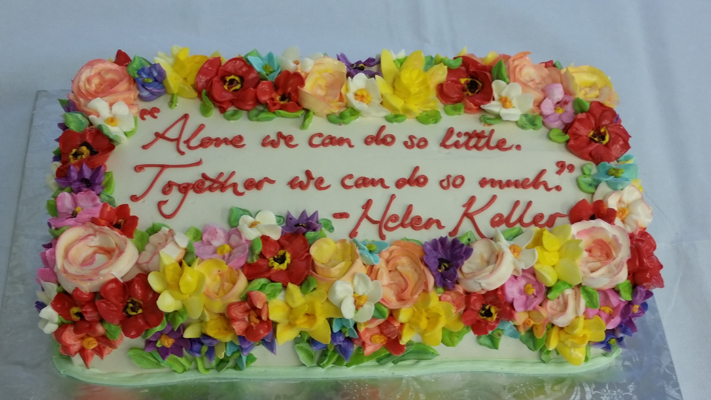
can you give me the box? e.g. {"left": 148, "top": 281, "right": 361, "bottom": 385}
{"left": 0, "top": 0, "right": 708, "bottom": 398}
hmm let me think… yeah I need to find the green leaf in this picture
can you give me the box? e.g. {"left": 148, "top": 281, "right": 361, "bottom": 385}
{"left": 102, "top": 321, "right": 122, "bottom": 341}
{"left": 200, "top": 90, "right": 214, "bottom": 118}
{"left": 164, "top": 354, "right": 191, "bottom": 374}
{"left": 401, "top": 237, "right": 423, "bottom": 246}
{"left": 184, "top": 226, "right": 202, "bottom": 243}
{"left": 146, "top": 222, "right": 171, "bottom": 236}
{"left": 476, "top": 329, "right": 503, "bottom": 350}
{"left": 491, "top": 60, "right": 509, "bottom": 83}
{"left": 127, "top": 56, "right": 151, "bottom": 78}
{"left": 554, "top": 60, "right": 563, "bottom": 70}
{"left": 501, "top": 226, "right": 524, "bottom": 241}
{"left": 166, "top": 307, "right": 188, "bottom": 330}
{"left": 319, "top": 218, "right": 334, "bottom": 233}
{"left": 457, "top": 230, "right": 477, "bottom": 246}
{"left": 585, "top": 344, "right": 591, "bottom": 363}
{"left": 223, "top": 109, "right": 243, "bottom": 121}
{"left": 183, "top": 241, "right": 196, "bottom": 265}
{"left": 373, "top": 302, "right": 389, "bottom": 320}
{"left": 615, "top": 280, "right": 633, "bottom": 301}
{"left": 384, "top": 114, "right": 407, "bottom": 123}
{"left": 247, "top": 106, "right": 277, "bottom": 122}
{"left": 305, "top": 229, "right": 327, "bottom": 246}
{"left": 577, "top": 175, "right": 598, "bottom": 194}
{"left": 300, "top": 109, "right": 314, "bottom": 130}
{"left": 49, "top": 226, "right": 70, "bottom": 239}
{"left": 99, "top": 192, "right": 116, "bottom": 207}
{"left": 275, "top": 215, "right": 285, "bottom": 225}
{"left": 443, "top": 103, "right": 464, "bottom": 116}
{"left": 248, "top": 236, "right": 262, "bottom": 263}
{"left": 142, "top": 317, "right": 167, "bottom": 339}
{"left": 64, "top": 112, "right": 89, "bottom": 132}
{"left": 442, "top": 326, "right": 471, "bottom": 347}
{"left": 580, "top": 286, "right": 600, "bottom": 309}
{"left": 480, "top": 114, "right": 503, "bottom": 125}
{"left": 195, "top": 357, "right": 209, "bottom": 374}
{"left": 416, "top": 110, "right": 442, "bottom": 125}
{"left": 125, "top": 116, "right": 139, "bottom": 139}
{"left": 46, "top": 199, "right": 58, "bottom": 217}
{"left": 52, "top": 147, "right": 62, "bottom": 157}
{"left": 582, "top": 163, "right": 595, "bottom": 176}
{"left": 234, "top": 353, "right": 258, "bottom": 371}
{"left": 423, "top": 55, "right": 435, "bottom": 71}
{"left": 318, "top": 348, "right": 340, "bottom": 369}
{"left": 376, "top": 345, "right": 412, "bottom": 365}
{"left": 519, "top": 329, "right": 546, "bottom": 352}
{"left": 300, "top": 276, "right": 317, "bottom": 294}
{"left": 228, "top": 207, "right": 252, "bottom": 228}
{"left": 294, "top": 341, "right": 317, "bottom": 367}
{"left": 441, "top": 57, "right": 463, "bottom": 69}
{"left": 516, "top": 114, "right": 543, "bottom": 130}
{"left": 392, "top": 343, "right": 439, "bottom": 364}
{"left": 58, "top": 98, "right": 69, "bottom": 110}
{"left": 548, "top": 128, "right": 570, "bottom": 143}
{"left": 540, "top": 349, "right": 553, "bottom": 363}
{"left": 214, "top": 357, "right": 230, "bottom": 372}
{"left": 132, "top": 229, "right": 149, "bottom": 252}
{"left": 169, "top": 94, "right": 179, "bottom": 109}
{"left": 262, "top": 282, "right": 283, "bottom": 301}
{"left": 275, "top": 109, "right": 305, "bottom": 118}
{"left": 547, "top": 280, "right": 574, "bottom": 300}
{"left": 241, "top": 278, "right": 270, "bottom": 300}
{"left": 102, "top": 171, "right": 115, "bottom": 196}
{"left": 573, "top": 98, "right": 590, "bottom": 114}
{"left": 345, "top": 347, "right": 389, "bottom": 367}
{"left": 127, "top": 348, "right": 164, "bottom": 369}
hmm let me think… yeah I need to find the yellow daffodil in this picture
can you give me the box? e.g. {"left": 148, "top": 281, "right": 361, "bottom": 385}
{"left": 527, "top": 225, "right": 584, "bottom": 287}
{"left": 183, "top": 311, "right": 236, "bottom": 343}
{"left": 268, "top": 283, "right": 342, "bottom": 345}
{"left": 375, "top": 50, "right": 447, "bottom": 118}
{"left": 561, "top": 65, "right": 619, "bottom": 108}
{"left": 392, "top": 291, "right": 464, "bottom": 346}
{"left": 513, "top": 307, "right": 548, "bottom": 339}
{"left": 545, "top": 315, "right": 606, "bottom": 366}
{"left": 147, "top": 253, "right": 206, "bottom": 319}
{"left": 155, "top": 46, "right": 218, "bottom": 98}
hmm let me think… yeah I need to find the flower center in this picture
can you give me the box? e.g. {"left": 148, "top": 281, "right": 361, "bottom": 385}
{"left": 588, "top": 126, "right": 610, "bottom": 144}
{"left": 478, "top": 304, "right": 499, "bottom": 321}
{"left": 460, "top": 78, "right": 483, "bottom": 96}
{"left": 248, "top": 310, "right": 260, "bottom": 326}
{"left": 69, "top": 146, "right": 90, "bottom": 163}
{"left": 263, "top": 64, "right": 274, "bottom": 75}
{"left": 437, "top": 258, "right": 451, "bottom": 272}
{"left": 608, "top": 338, "right": 617, "bottom": 346}
{"left": 143, "top": 78, "right": 153, "bottom": 83}
{"left": 524, "top": 283, "right": 536, "bottom": 296}
{"left": 354, "top": 88, "right": 372, "bottom": 105}
{"left": 366, "top": 243, "right": 378, "bottom": 252}
{"left": 500, "top": 96, "right": 514, "bottom": 109}
{"left": 278, "top": 93, "right": 290, "bottom": 103}
{"left": 223, "top": 75, "right": 243, "bottom": 92}
{"left": 555, "top": 106, "right": 565, "bottom": 114}
{"left": 69, "top": 306, "right": 83, "bottom": 321}
{"left": 124, "top": 298, "right": 143, "bottom": 316}
{"left": 355, "top": 63, "right": 366, "bottom": 71}
{"left": 523, "top": 318, "right": 534, "bottom": 329}
{"left": 371, "top": 334, "right": 388, "bottom": 345}
{"left": 509, "top": 244, "right": 522, "bottom": 258}
{"left": 104, "top": 116, "right": 119, "bottom": 127}
{"left": 353, "top": 293, "right": 368, "bottom": 310}
{"left": 113, "top": 219, "right": 125, "bottom": 230}
{"left": 632, "top": 304, "right": 640, "bottom": 313}
{"left": 71, "top": 206, "right": 83, "bottom": 218}
{"left": 617, "top": 207, "right": 629, "bottom": 221}
{"left": 81, "top": 178, "right": 93, "bottom": 188}
{"left": 268, "top": 250, "right": 291, "bottom": 270}
{"left": 248, "top": 221, "right": 260, "bottom": 228}
{"left": 81, "top": 336, "right": 98, "bottom": 350}
{"left": 600, "top": 306, "right": 614, "bottom": 314}
{"left": 159, "top": 334, "right": 175, "bottom": 348}
{"left": 216, "top": 244, "right": 233, "bottom": 256}
{"left": 607, "top": 167, "right": 625, "bottom": 178}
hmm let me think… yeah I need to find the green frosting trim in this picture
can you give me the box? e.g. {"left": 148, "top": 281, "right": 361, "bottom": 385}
{"left": 200, "top": 90, "right": 214, "bottom": 118}
{"left": 49, "top": 226, "right": 69, "bottom": 239}
{"left": 214, "top": 357, "right": 230, "bottom": 372}
{"left": 501, "top": 226, "right": 524, "bottom": 241}
{"left": 124, "top": 116, "right": 138, "bottom": 139}
{"left": 373, "top": 302, "right": 389, "bottom": 320}
{"left": 223, "top": 109, "right": 243, "bottom": 121}
{"left": 416, "top": 110, "right": 441, "bottom": 125}
{"left": 142, "top": 317, "right": 167, "bottom": 339}
{"left": 319, "top": 218, "right": 335, "bottom": 233}
{"left": 102, "top": 171, "right": 115, "bottom": 196}
{"left": 547, "top": 280, "right": 573, "bottom": 300}
{"left": 548, "top": 128, "right": 570, "bottom": 143}
{"left": 345, "top": 347, "right": 389, "bottom": 367}
{"left": 580, "top": 286, "right": 600, "bottom": 309}
{"left": 615, "top": 280, "right": 633, "bottom": 301}
{"left": 491, "top": 60, "right": 509, "bottom": 83}
{"left": 99, "top": 192, "right": 116, "bottom": 207}
{"left": 443, "top": 103, "right": 464, "bottom": 116}
{"left": 577, "top": 175, "right": 597, "bottom": 194}
{"left": 64, "top": 112, "right": 89, "bottom": 132}
{"left": 300, "top": 110, "right": 314, "bottom": 130}
{"left": 169, "top": 94, "right": 179, "bottom": 109}
{"left": 540, "top": 349, "right": 553, "bottom": 363}
{"left": 476, "top": 329, "right": 503, "bottom": 350}
{"left": 275, "top": 109, "right": 305, "bottom": 118}
{"left": 401, "top": 237, "right": 423, "bottom": 246}
{"left": 442, "top": 326, "right": 471, "bottom": 347}
{"left": 294, "top": 341, "right": 317, "bottom": 367}
{"left": 247, "top": 106, "right": 277, "bottom": 122}
{"left": 318, "top": 348, "right": 340, "bottom": 369}
{"left": 195, "top": 357, "right": 209, "bottom": 374}
{"left": 384, "top": 113, "right": 406, "bottom": 123}
{"left": 166, "top": 308, "right": 188, "bottom": 331}
{"left": 573, "top": 98, "right": 590, "bottom": 114}
{"left": 46, "top": 199, "right": 58, "bottom": 218}
{"left": 126, "top": 56, "right": 151, "bottom": 79}
{"left": 582, "top": 163, "right": 595, "bottom": 176}
{"left": 131, "top": 229, "right": 149, "bottom": 252}
{"left": 327, "top": 107, "right": 361, "bottom": 125}
{"left": 519, "top": 330, "right": 546, "bottom": 352}
{"left": 457, "top": 230, "right": 477, "bottom": 246}
{"left": 441, "top": 57, "right": 463, "bottom": 69}
{"left": 517, "top": 114, "right": 543, "bottom": 130}
{"left": 101, "top": 321, "right": 122, "bottom": 341}
{"left": 145, "top": 222, "right": 171, "bottom": 236}
{"left": 300, "top": 276, "right": 317, "bottom": 295}
{"left": 480, "top": 114, "right": 503, "bottom": 125}
{"left": 392, "top": 343, "right": 439, "bottom": 364}
{"left": 554, "top": 60, "right": 563, "bottom": 70}
{"left": 164, "top": 354, "right": 192, "bottom": 374}
{"left": 274, "top": 214, "right": 285, "bottom": 225}
{"left": 248, "top": 237, "right": 263, "bottom": 264}
{"left": 228, "top": 207, "right": 252, "bottom": 228}
{"left": 127, "top": 348, "right": 164, "bottom": 369}
{"left": 305, "top": 229, "right": 327, "bottom": 246}
{"left": 184, "top": 226, "right": 202, "bottom": 243}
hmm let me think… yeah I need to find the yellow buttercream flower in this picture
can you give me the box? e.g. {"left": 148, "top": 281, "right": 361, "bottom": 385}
{"left": 155, "top": 46, "right": 216, "bottom": 99}
{"left": 268, "top": 283, "right": 342, "bottom": 345}
{"left": 375, "top": 50, "right": 447, "bottom": 118}
{"left": 202, "top": 312, "right": 236, "bottom": 342}
{"left": 392, "top": 291, "right": 464, "bottom": 347}
{"left": 545, "top": 315, "right": 606, "bottom": 366}
{"left": 309, "top": 238, "right": 366, "bottom": 292}
{"left": 148, "top": 253, "right": 206, "bottom": 319}
{"left": 513, "top": 306, "right": 548, "bottom": 339}
{"left": 562, "top": 65, "right": 619, "bottom": 108}
{"left": 527, "top": 225, "right": 584, "bottom": 287}
{"left": 194, "top": 258, "right": 248, "bottom": 314}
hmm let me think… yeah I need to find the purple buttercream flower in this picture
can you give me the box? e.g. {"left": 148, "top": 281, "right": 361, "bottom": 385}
{"left": 310, "top": 330, "right": 354, "bottom": 362}
{"left": 504, "top": 270, "right": 545, "bottom": 312}
{"left": 592, "top": 330, "right": 626, "bottom": 352}
{"left": 35, "top": 301, "right": 47, "bottom": 313}
{"left": 540, "top": 83, "right": 575, "bottom": 130}
{"left": 55, "top": 164, "right": 104, "bottom": 194}
{"left": 135, "top": 63, "right": 167, "bottom": 101}
{"left": 144, "top": 324, "right": 191, "bottom": 360}
{"left": 38, "top": 240, "right": 58, "bottom": 284}
{"left": 620, "top": 286, "right": 652, "bottom": 321}
{"left": 48, "top": 191, "right": 102, "bottom": 229}
{"left": 282, "top": 210, "right": 321, "bottom": 234}
{"left": 186, "top": 334, "right": 220, "bottom": 363}
{"left": 337, "top": 53, "right": 381, "bottom": 78}
{"left": 423, "top": 236, "right": 473, "bottom": 290}
{"left": 194, "top": 224, "right": 250, "bottom": 269}
{"left": 237, "top": 330, "right": 277, "bottom": 356}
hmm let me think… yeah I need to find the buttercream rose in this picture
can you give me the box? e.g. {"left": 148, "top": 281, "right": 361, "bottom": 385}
{"left": 572, "top": 220, "right": 630, "bottom": 289}
{"left": 562, "top": 65, "right": 619, "bottom": 108}
{"left": 366, "top": 240, "right": 433, "bottom": 309}
{"left": 506, "top": 52, "right": 563, "bottom": 111}
{"left": 309, "top": 238, "right": 366, "bottom": 291}
{"left": 298, "top": 57, "right": 348, "bottom": 116}
{"left": 54, "top": 223, "right": 138, "bottom": 293}
{"left": 129, "top": 227, "right": 189, "bottom": 278}
{"left": 544, "top": 287, "right": 585, "bottom": 327}
{"left": 195, "top": 258, "right": 248, "bottom": 314}
{"left": 68, "top": 59, "right": 139, "bottom": 117}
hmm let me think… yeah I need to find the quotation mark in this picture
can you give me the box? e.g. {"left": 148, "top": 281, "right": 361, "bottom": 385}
{"left": 555, "top": 161, "right": 576, "bottom": 175}
{"left": 139, "top": 107, "right": 161, "bottom": 120}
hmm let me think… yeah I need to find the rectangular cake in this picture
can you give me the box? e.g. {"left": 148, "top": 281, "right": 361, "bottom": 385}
{"left": 36, "top": 46, "right": 664, "bottom": 385}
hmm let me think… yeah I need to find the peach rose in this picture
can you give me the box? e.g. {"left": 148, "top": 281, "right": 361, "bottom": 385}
{"left": 561, "top": 65, "right": 619, "bottom": 108}
{"left": 125, "top": 227, "right": 189, "bottom": 280}
{"left": 572, "top": 220, "right": 630, "bottom": 289}
{"left": 68, "top": 59, "right": 139, "bottom": 117}
{"left": 544, "top": 287, "right": 585, "bottom": 327}
{"left": 367, "top": 240, "right": 434, "bottom": 309}
{"left": 507, "top": 52, "right": 562, "bottom": 112}
{"left": 54, "top": 223, "right": 138, "bottom": 293}
{"left": 298, "top": 57, "right": 347, "bottom": 116}
{"left": 309, "top": 238, "right": 366, "bottom": 291}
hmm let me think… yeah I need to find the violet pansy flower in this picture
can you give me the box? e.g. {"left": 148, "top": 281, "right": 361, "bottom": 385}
{"left": 48, "top": 191, "right": 102, "bottom": 229}
{"left": 310, "top": 330, "right": 354, "bottom": 362}
{"left": 282, "top": 210, "right": 321, "bottom": 234}
{"left": 336, "top": 53, "right": 381, "bottom": 78}
{"left": 55, "top": 164, "right": 104, "bottom": 194}
{"left": 540, "top": 83, "right": 575, "bottom": 130}
{"left": 503, "top": 270, "right": 545, "bottom": 312}
{"left": 229, "top": 330, "right": 277, "bottom": 357}
{"left": 136, "top": 63, "right": 167, "bottom": 101}
{"left": 193, "top": 224, "right": 250, "bottom": 269}
{"left": 592, "top": 330, "right": 626, "bottom": 352}
{"left": 423, "top": 236, "right": 473, "bottom": 290}
{"left": 144, "top": 324, "right": 191, "bottom": 360}
{"left": 185, "top": 334, "right": 220, "bottom": 363}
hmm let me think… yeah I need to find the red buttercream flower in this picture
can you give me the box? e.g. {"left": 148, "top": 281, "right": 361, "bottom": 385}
{"left": 436, "top": 56, "right": 493, "bottom": 113}
{"left": 568, "top": 199, "right": 617, "bottom": 225}
{"left": 194, "top": 57, "right": 260, "bottom": 113}
{"left": 566, "top": 101, "right": 631, "bottom": 164}
{"left": 462, "top": 287, "right": 515, "bottom": 336}
{"left": 91, "top": 202, "right": 139, "bottom": 238}
{"left": 242, "top": 234, "right": 311, "bottom": 286}
{"left": 114, "top": 50, "right": 131, "bottom": 67}
{"left": 53, "top": 323, "right": 123, "bottom": 368}
{"left": 627, "top": 231, "right": 664, "bottom": 290}
{"left": 95, "top": 274, "right": 163, "bottom": 339}
{"left": 256, "top": 71, "right": 305, "bottom": 113}
{"left": 56, "top": 127, "right": 115, "bottom": 178}
{"left": 226, "top": 291, "right": 272, "bottom": 342}
{"left": 51, "top": 288, "right": 102, "bottom": 335}
{"left": 355, "top": 317, "right": 406, "bottom": 356}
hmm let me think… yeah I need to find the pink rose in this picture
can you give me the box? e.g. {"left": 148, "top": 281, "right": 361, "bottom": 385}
{"left": 572, "top": 220, "right": 630, "bottom": 289}
{"left": 130, "top": 228, "right": 189, "bottom": 278}
{"left": 68, "top": 59, "right": 139, "bottom": 117}
{"left": 367, "top": 240, "right": 434, "bottom": 309}
{"left": 298, "top": 57, "right": 347, "bottom": 116}
{"left": 544, "top": 287, "right": 585, "bottom": 327}
{"left": 54, "top": 223, "right": 138, "bottom": 293}
{"left": 506, "top": 52, "right": 563, "bottom": 112}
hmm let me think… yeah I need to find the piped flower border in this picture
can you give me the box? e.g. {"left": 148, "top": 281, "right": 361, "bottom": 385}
{"left": 36, "top": 46, "right": 662, "bottom": 376}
